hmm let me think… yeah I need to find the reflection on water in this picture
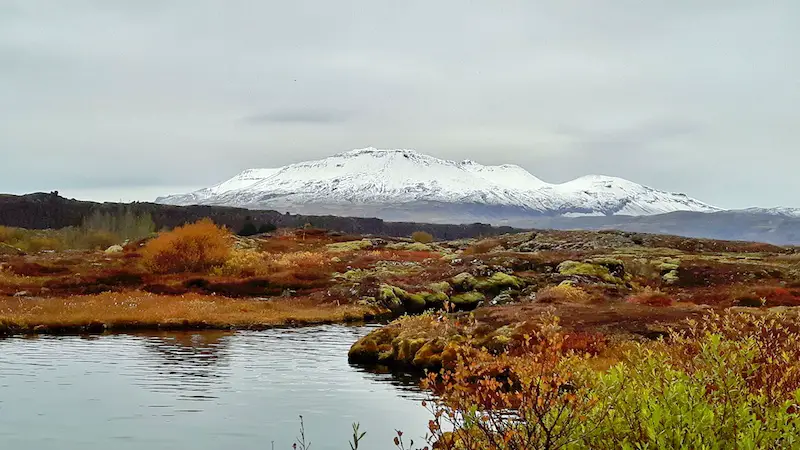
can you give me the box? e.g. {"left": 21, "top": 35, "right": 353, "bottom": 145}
{"left": 136, "top": 331, "right": 233, "bottom": 400}
{"left": 0, "top": 325, "right": 430, "bottom": 450}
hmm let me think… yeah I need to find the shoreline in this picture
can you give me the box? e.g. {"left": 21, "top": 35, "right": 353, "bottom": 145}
{"left": 0, "top": 292, "right": 393, "bottom": 337}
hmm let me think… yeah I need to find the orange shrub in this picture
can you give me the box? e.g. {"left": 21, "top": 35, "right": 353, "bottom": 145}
{"left": 141, "top": 219, "right": 231, "bottom": 274}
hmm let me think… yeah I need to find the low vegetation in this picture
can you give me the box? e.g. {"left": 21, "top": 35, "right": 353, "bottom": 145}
{"left": 6, "top": 216, "right": 800, "bottom": 447}
{"left": 364, "top": 311, "right": 800, "bottom": 449}
{"left": 141, "top": 219, "right": 231, "bottom": 273}
{"left": 0, "top": 209, "right": 155, "bottom": 252}
{"left": 412, "top": 231, "right": 435, "bottom": 244}
{"left": 0, "top": 291, "right": 377, "bottom": 334}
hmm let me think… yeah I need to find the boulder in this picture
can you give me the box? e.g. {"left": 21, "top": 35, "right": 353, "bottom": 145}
{"left": 423, "top": 291, "right": 449, "bottom": 309}
{"left": 491, "top": 292, "right": 516, "bottom": 306}
{"left": 450, "top": 272, "right": 478, "bottom": 291}
{"left": 557, "top": 260, "right": 621, "bottom": 283}
{"left": 104, "top": 245, "right": 124, "bottom": 254}
{"left": 475, "top": 272, "right": 525, "bottom": 293}
{"left": 348, "top": 326, "right": 400, "bottom": 363}
{"left": 379, "top": 284, "right": 427, "bottom": 313}
{"left": 449, "top": 291, "right": 486, "bottom": 310}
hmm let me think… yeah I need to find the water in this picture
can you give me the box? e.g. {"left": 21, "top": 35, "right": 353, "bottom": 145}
{"left": 0, "top": 325, "right": 432, "bottom": 450}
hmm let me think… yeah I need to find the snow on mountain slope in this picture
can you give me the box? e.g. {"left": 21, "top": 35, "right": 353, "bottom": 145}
{"left": 157, "top": 168, "right": 280, "bottom": 206}
{"left": 737, "top": 207, "right": 800, "bottom": 218}
{"left": 155, "top": 148, "right": 720, "bottom": 221}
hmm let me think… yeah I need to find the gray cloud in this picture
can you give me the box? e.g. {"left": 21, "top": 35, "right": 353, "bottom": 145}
{"left": 243, "top": 109, "right": 354, "bottom": 125}
{"left": 0, "top": 0, "right": 798, "bottom": 209}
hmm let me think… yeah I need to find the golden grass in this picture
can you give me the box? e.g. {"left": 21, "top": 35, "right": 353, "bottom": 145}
{"left": 217, "top": 249, "right": 332, "bottom": 277}
{"left": 0, "top": 291, "right": 381, "bottom": 333}
{"left": 535, "top": 284, "right": 591, "bottom": 304}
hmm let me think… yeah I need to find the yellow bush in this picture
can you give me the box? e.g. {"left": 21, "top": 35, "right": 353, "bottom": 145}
{"left": 0, "top": 226, "right": 25, "bottom": 243}
{"left": 411, "top": 231, "right": 434, "bottom": 244}
{"left": 141, "top": 219, "right": 231, "bottom": 274}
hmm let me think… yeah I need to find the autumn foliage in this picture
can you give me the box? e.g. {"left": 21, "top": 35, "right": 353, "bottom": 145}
{"left": 141, "top": 219, "right": 232, "bottom": 273}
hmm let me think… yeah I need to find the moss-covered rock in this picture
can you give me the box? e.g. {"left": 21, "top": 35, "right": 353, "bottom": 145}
{"left": 659, "top": 261, "right": 680, "bottom": 273}
{"left": 378, "top": 284, "right": 426, "bottom": 313}
{"left": 586, "top": 257, "right": 625, "bottom": 278}
{"left": 326, "top": 239, "right": 373, "bottom": 252}
{"left": 393, "top": 336, "right": 429, "bottom": 364}
{"left": 557, "top": 260, "right": 621, "bottom": 283}
{"left": 428, "top": 281, "right": 452, "bottom": 294}
{"left": 450, "top": 291, "right": 486, "bottom": 310}
{"left": 423, "top": 291, "right": 449, "bottom": 309}
{"left": 662, "top": 270, "right": 679, "bottom": 285}
{"left": 386, "top": 242, "right": 433, "bottom": 252}
{"left": 413, "top": 338, "right": 446, "bottom": 369}
{"left": 378, "top": 284, "right": 403, "bottom": 312}
{"left": 475, "top": 272, "right": 525, "bottom": 293}
{"left": 451, "top": 272, "right": 478, "bottom": 291}
{"left": 348, "top": 326, "right": 400, "bottom": 363}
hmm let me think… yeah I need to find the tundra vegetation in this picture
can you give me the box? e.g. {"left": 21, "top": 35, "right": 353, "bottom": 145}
{"left": 4, "top": 218, "right": 800, "bottom": 447}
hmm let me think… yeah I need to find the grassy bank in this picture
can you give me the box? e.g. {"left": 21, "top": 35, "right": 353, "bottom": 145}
{"left": 0, "top": 292, "right": 386, "bottom": 334}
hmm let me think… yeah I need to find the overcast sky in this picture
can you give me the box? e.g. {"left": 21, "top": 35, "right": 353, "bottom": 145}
{"left": 2, "top": 1, "right": 798, "bottom": 208}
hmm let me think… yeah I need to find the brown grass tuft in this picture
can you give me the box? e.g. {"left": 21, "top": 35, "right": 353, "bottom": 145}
{"left": 535, "top": 284, "right": 590, "bottom": 304}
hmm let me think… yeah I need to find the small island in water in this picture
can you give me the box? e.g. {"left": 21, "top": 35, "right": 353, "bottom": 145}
{"left": 2, "top": 209, "right": 800, "bottom": 448}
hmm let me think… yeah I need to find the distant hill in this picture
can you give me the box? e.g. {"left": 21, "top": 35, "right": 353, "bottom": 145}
{"left": 3, "top": 193, "right": 800, "bottom": 245}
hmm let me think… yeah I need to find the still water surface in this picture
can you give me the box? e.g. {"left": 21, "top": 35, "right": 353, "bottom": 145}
{"left": 0, "top": 325, "right": 430, "bottom": 449}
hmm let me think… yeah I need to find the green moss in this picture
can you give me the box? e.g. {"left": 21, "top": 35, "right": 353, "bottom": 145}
{"left": 379, "top": 284, "right": 426, "bottom": 313}
{"left": 662, "top": 270, "right": 679, "bottom": 285}
{"left": 450, "top": 291, "right": 486, "bottom": 309}
{"left": 348, "top": 327, "right": 399, "bottom": 363}
{"left": 475, "top": 272, "right": 525, "bottom": 292}
{"left": 587, "top": 257, "right": 624, "bottom": 267}
{"left": 326, "top": 239, "right": 373, "bottom": 252}
{"left": 558, "top": 260, "right": 620, "bottom": 283}
{"left": 423, "top": 291, "right": 449, "bottom": 308}
{"left": 386, "top": 242, "right": 433, "bottom": 252}
{"left": 413, "top": 338, "right": 446, "bottom": 369}
{"left": 393, "top": 337, "right": 429, "bottom": 364}
{"left": 451, "top": 272, "right": 478, "bottom": 291}
{"left": 335, "top": 269, "right": 369, "bottom": 281}
{"left": 378, "top": 284, "right": 403, "bottom": 311}
{"left": 428, "top": 281, "right": 452, "bottom": 293}
{"left": 659, "top": 262, "right": 680, "bottom": 272}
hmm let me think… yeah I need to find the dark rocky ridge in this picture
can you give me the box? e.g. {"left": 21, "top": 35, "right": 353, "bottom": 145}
{"left": 0, "top": 193, "right": 521, "bottom": 240}
{"left": 4, "top": 192, "right": 800, "bottom": 245}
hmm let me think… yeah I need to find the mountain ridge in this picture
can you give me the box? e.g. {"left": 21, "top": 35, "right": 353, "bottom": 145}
{"left": 156, "top": 148, "right": 719, "bottom": 223}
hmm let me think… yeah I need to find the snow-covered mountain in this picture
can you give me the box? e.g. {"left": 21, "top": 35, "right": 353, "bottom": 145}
{"left": 735, "top": 207, "right": 800, "bottom": 218}
{"left": 156, "top": 148, "right": 719, "bottom": 224}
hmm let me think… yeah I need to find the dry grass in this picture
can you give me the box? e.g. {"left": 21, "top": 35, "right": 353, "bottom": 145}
{"left": 625, "top": 287, "right": 675, "bottom": 307}
{"left": 535, "top": 284, "right": 591, "bottom": 304}
{"left": 0, "top": 292, "right": 380, "bottom": 333}
{"left": 463, "top": 238, "right": 504, "bottom": 255}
